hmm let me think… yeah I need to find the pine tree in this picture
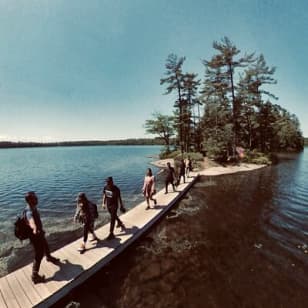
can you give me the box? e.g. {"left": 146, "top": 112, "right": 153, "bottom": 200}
{"left": 160, "top": 54, "right": 186, "bottom": 153}
{"left": 204, "top": 37, "right": 255, "bottom": 153}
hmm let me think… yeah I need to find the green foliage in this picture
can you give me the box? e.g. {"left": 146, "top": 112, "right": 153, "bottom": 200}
{"left": 159, "top": 150, "right": 204, "bottom": 162}
{"left": 152, "top": 36, "right": 304, "bottom": 165}
{"left": 160, "top": 53, "right": 201, "bottom": 153}
{"left": 242, "top": 149, "right": 271, "bottom": 165}
{"left": 159, "top": 147, "right": 175, "bottom": 159}
{"left": 144, "top": 112, "right": 175, "bottom": 152}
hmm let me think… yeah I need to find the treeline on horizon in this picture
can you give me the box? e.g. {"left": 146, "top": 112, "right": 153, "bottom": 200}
{"left": 145, "top": 36, "right": 304, "bottom": 162}
{"left": 0, "top": 138, "right": 165, "bottom": 149}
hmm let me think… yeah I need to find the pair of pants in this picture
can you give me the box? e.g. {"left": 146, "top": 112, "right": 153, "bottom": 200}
{"left": 107, "top": 205, "right": 123, "bottom": 234}
{"left": 165, "top": 178, "right": 175, "bottom": 192}
{"left": 30, "top": 232, "right": 51, "bottom": 275}
{"left": 83, "top": 221, "right": 94, "bottom": 242}
{"left": 178, "top": 173, "right": 185, "bottom": 183}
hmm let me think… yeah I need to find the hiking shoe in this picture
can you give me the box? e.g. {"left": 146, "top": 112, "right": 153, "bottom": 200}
{"left": 46, "top": 256, "right": 60, "bottom": 264}
{"left": 77, "top": 243, "right": 86, "bottom": 252}
{"left": 105, "top": 233, "right": 115, "bottom": 240}
{"left": 32, "top": 274, "right": 45, "bottom": 284}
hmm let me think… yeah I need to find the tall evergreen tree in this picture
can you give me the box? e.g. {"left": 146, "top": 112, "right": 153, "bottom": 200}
{"left": 160, "top": 53, "right": 186, "bottom": 153}
{"left": 204, "top": 37, "right": 255, "bottom": 153}
{"left": 238, "top": 54, "right": 277, "bottom": 150}
{"left": 182, "top": 72, "right": 201, "bottom": 151}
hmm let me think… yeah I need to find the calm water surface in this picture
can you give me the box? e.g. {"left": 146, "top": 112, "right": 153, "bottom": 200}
{"left": 64, "top": 148, "right": 308, "bottom": 308}
{"left": 0, "top": 145, "right": 161, "bottom": 276}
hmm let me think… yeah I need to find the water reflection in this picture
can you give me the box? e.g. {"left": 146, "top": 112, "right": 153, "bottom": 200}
{"left": 62, "top": 150, "right": 308, "bottom": 307}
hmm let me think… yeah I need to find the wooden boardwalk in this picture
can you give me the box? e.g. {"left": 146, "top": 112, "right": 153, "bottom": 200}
{"left": 0, "top": 175, "right": 199, "bottom": 308}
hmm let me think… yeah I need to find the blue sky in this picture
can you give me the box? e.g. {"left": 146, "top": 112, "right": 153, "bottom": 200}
{"left": 0, "top": 0, "right": 307, "bottom": 141}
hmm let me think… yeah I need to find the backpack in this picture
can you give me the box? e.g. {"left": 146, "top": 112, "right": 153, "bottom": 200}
{"left": 14, "top": 210, "right": 32, "bottom": 240}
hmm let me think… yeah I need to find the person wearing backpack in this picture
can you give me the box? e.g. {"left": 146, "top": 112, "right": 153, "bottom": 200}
{"left": 74, "top": 192, "right": 99, "bottom": 253}
{"left": 24, "top": 191, "right": 59, "bottom": 284}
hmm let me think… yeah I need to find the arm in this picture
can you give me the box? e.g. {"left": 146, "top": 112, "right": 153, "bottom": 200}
{"left": 118, "top": 190, "right": 124, "bottom": 208}
{"left": 25, "top": 210, "right": 39, "bottom": 235}
{"left": 28, "top": 217, "right": 38, "bottom": 235}
{"left": 102, "top": 190, "right": 106, "bottom": 209}
{"left": 117, "top": 187, "right": 126, "bottom": 212}
{"left": 73, "top": 203, "right": 80, "bottom": 222}
{"left": 151, "top": 176, "right": 156, "bottom": 193}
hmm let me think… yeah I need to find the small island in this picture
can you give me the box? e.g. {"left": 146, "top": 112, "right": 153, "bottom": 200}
{"left": 145, "top": 37, "right": 304, "bottom": 167}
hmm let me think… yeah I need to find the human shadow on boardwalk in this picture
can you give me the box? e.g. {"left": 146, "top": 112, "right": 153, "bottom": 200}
{"left": 45, "top": 259, "right": 84, "bottom": 282}
{"left": 151, "top": 205, "right": 166, "bottom": 210}
{"left": 87, "top": 225, "right": 140, "bottom": 250}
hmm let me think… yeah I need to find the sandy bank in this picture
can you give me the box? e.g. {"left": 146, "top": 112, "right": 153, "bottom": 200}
{"left": 151, "top": 157, "right": 266, "bottom": 176}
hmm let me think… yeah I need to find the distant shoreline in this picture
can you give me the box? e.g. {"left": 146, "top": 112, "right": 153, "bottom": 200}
{"left": 0, "top": 139, "right": 164, "bottom": 149}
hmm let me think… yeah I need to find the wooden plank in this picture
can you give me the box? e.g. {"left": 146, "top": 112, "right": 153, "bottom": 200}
{"left": 0, "top": 175, "right": 199, "bottom": 308}
{"left": 60, "top": 245, "right": 94, "bottom": 269}
{"left": 44, "top": 249, "right": 80, "bottom": 284}
{"left": 0, "top": 275, "right": 21, "bottom": 308}
{"left": 39, "top": 261, "right": 67, "bottom": 293}
{"left": 6, "top": 274, "right": 33, "bottom": 308}
{"left": 59, "top": 245, "right": 86, "bottom": 266}
{"left": 0, "top": 288, "right": 8, "bottom": 308}
{"left": 21, "top": 265, "right": 51, "bottom": 300}
{"left": 17, "top": 267, "right": 42, "bottom": 304}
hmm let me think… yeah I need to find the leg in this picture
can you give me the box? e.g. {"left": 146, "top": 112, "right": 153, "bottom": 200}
{"left": 41, "top": 234, "right": 59, "bottom": 263}
{"left": 89, "top": 221, "right": 99, "bottom": 241}
{"left": 165, "top": 180, "right": 169, "bottom": 193}
{"left": 78, "top": 223, "right": 89, "bottom": 252}
{"left": 149, "top": 193, "right": 157, "bottom": 205}
{"left": 115, "top": 213, "right": 125, "bottom": 228}
{"left": 30, "top": 236, "right": 45, "bottom": 283}
{"left": 109, "top": 206, "right": 117, "bottom": 235}
{"left": 83, "top": 223, "right": 90, "bottom": 243}
{"left": 145, "top": 196, "right": 150, "bottom": 209}
{"left": 172, "top": 179, "right": 176, "bottom": 191}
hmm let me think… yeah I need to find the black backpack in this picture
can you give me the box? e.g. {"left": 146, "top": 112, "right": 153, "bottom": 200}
{"left": 14, "top": 210, "right": 32, "bottom": 240}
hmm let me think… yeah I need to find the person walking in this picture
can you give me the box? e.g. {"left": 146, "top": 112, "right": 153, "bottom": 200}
{"left": 24, "top": 191, "right": 59, "bottom": 284}
{"left": 178, "top": 159, "right": 186, "bottom": 184}
{"left": 186, "top": 156, "right": 193, "bottom": 178}
{"left": 142, "top": 168, "right": 157, "bottom": 209}
{"left": 102, "top": 177, "right": 126, "bottom": 240}
{"left": 165, "top": 162, "right": 176, "bottom": 194}
{"left": 74, "top": 192, "right": 99, "bottom": 253}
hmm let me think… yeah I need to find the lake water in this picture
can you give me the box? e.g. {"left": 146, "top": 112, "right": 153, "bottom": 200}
{"left": 0, "top": 145, "right": 161, "bottom": 276}
{"left": 1, "top": 146, "right": 308, "bottom": 307}
{"left": 61, "top": 147, "right": 308, "bottom": 308}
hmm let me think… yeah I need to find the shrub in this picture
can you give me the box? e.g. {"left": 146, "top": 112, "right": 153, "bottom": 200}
{"left": 243, "top": 149, "right": 272, "bottom": 165}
